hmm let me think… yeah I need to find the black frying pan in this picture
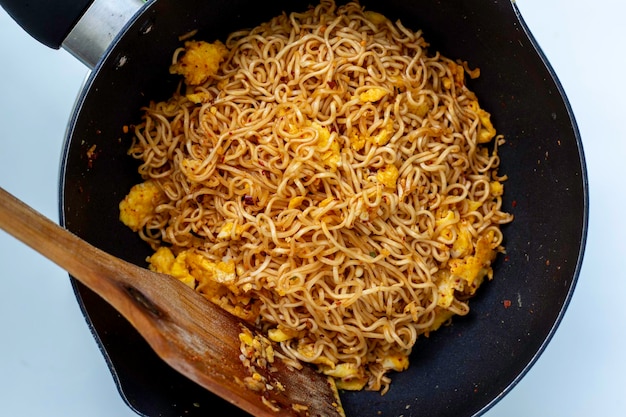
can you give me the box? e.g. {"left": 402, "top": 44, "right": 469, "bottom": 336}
{"left": 0, "top": 0, "right": 588, "bottom": 416}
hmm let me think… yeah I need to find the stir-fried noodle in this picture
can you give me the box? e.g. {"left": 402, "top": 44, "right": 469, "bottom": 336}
{"left": 120, "top": 0, "right": 513, "bottom": 393}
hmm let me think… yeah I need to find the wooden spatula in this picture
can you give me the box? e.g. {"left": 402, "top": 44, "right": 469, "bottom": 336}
{"left": 0, "top": 186, "right": 344, "bottom": 417}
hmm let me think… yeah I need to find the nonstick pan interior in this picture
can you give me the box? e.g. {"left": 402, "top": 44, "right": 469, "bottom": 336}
{"left": 59, "top": 0, "right": 587, "bottom": 416}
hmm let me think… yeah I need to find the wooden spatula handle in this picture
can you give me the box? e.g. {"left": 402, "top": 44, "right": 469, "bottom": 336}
{"left": 0, "top": 186, "right": 344, "bottom": 417}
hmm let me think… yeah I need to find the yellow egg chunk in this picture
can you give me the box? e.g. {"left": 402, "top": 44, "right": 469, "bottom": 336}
{"left": 448, "top": 233, "right": 496, "bottom": 289}
{"left": 288, "top": 196, "right": 306, "bottom": 209}
{"left": 435, "top": 271, "right": 464, "bottom": 308}
{"left": 217, "top": 222, "right": 245, "bottom": 239}
{"left": 467, "top": 100, "right": 496, "bottom": 143}
{"left": 359, "top": 87, "right": 388, "bottom": 103}
{"left": 466, "top": 199, "right": 483, "bottom": 212}
{"left": 268, "top": 328, "right": 294, "bottom": 343}
{"left": 169, "top": 40, "right": 228, "bottom": 85}
{"left": 119, "top": 181, "right": 162, "bottom": 232}
{"left": 372, "top": 120, "right": 394, "bottom": 146}
{"left": 335, "top": 378, "right": 368, "bottom": 391}
{"left": 363, "top": 10, "right": 387, "bottom": 25}
{"left": 376, "top": 164, "right": 399, "bottom": 189}
{"left": 185, "top": 91, "right": 212, "bottom": 104}
{"left": 168, "top": 251, "right": 197, "bottom": 288}
{"left": 147, "top": 246, "right": 176, "bottom": 274}
{"left": 449, "top": 257, "right": 487, "bottom": 286}
{"left": 490, "top": 181, "right": 504, "bottom": 197}
{"left": 409, "top": 100, "right": 432, "bottom": 118}
{"left": 381, "top": 354, "right": 409, "bottom": 372}
{"left": 314, "top": 123, "right": 341, "bottom": 170}
{"left": 321, "top": 363, "right": 367, "bottom": 391}
{"left": 451, "top": 223, "right": 473, "bottom": 258}
{"left": 321, "top": 362, "right": 361, "bottom": 379}
{"left": 349, "top": 131, "right": 367, "bottom": 151}
{"left": 239, "top": 330, "right": 255, "bottom": 347}
{"left": 422, "top": 308, "right": 455, "bottom": 335}
{"left": 477, "top": 109, "right": 496, "bottom": 143}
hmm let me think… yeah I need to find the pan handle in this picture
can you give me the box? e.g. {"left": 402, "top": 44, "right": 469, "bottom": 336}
{"left": 0, "top": 0, "right": 145, "bottom": 68}
{"left": 0, "top": 0, "right": 94, "bottom": 49}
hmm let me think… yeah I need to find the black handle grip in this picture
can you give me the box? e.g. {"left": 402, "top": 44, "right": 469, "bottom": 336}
{"left": 0, "top": 0, "right": 95, "bottom": 49}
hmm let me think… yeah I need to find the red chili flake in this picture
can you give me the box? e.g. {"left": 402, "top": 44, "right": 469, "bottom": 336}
{"left": 503, "top": 300, "right": 512, "bottom": 309}
{"left": 511, "top": 200, "right": 517, "bottom": 208}
{"left": 504, "top": 255, "right": 510, "bottom": 262}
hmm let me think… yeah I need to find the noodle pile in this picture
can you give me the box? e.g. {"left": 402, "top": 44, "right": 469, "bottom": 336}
{"left": 119, "top": 0, "right": 513, "bottom": 393}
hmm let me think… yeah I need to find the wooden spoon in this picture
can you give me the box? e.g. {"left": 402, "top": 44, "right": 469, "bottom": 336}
{"left": 0, "top": 186, "right": 344, "bottom": 417}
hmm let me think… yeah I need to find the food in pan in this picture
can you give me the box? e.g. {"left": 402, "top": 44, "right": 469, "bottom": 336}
{"left": 119, "top": 0, "right": 513, "bottom": 393}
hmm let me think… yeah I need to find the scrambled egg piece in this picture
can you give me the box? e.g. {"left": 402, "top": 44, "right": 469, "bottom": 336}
{"left": 451, "top": 221, "right": 474, "bottom": 258}
{"left": 359, "top": 87, "right": 388, "bottom": 103}
{"left": 119, "top": 181, "right": 162, "bottom": 232}
{"left": 319, "top": 363, "right": 368, "bottom": 391}
{"left": 350, "top": 119, "right": 395, "bottom": 151}
{"left": 288, "top": 196, "right": 306, "bottom": 209}
{"left": 468, "top": 100, "right": 496, "bottom": 143}
{"left": 268, "top": 326, "right": 301, "bottom": 343}
{"left": 381, "top": 354, "right": 409, "bottom": 373}
{"left": 435, "top": 209, "right": 457, "bottom": 242}
{"left": 490, "top": 181, "right": 504, "bottom": 197}
{"left": 148, "top": 247, "right": 236, "bottom": 288}
{"left": 180, "top": 157, "right": 205, "bottom": 180}
{"left": 336, "top": 378, "right": 368, "bottom": 391}
{"left": 217, "top": 222, "right": 245, "bottom": 239}
{"left": 425, "top": 308, "right": 456, "bottom": 335}
{"left": 442, "top": 61, "right": 466, "bottom": 90}
{"left": 435, "top": 271, "right": 465, "bottom": 309}
{"left": 148, "top": 246, "right": 195, "bottom": 288}
{"left": 349, "top": 131, "right": 367, "bottom": 151}
{"left": 313, "top": 122, "right": 341, "bottom": 170}
{"left": 283, "top": 119, "right": 340, "bottom": 170}
{"left": 466, "top": 199, "right": 483, "bottom": 213}
{"left": 376, "top": 164, "right": 399, "bottom": 189}
{"left": 372, "top": 120, "right": 394, "bottom": 146}
{"left": 448, "top": 232, "right": 496, "bottom": 290}
{"left": 147, "top": 247, "right": 258, "bottom": 320}
{"left": 434, "top": 218, "right": 497, "bottom": 309}
{"left": 169, "top": 40, "right": 228, "bottom": 85}
{"left": 185, "top": 91, "right": 212, "bottom": 104}
{"left": 363, "top": 11, "right": 387, "bottom": 25}
{"left": 408, "top": 99, "right": 432, "bottom": 118}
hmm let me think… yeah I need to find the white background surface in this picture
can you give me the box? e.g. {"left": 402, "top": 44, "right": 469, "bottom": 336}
{"left": 0, "top": 1, "right": 623, "bottom": 416}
